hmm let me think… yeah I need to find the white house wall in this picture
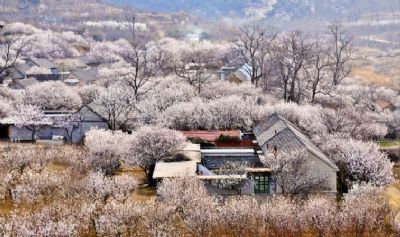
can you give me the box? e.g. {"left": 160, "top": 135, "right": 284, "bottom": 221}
{"left": 307, "top": 151, "right": 337, "bottom": 193}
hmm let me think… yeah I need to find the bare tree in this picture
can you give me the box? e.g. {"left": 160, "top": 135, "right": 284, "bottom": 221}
{"left": 327, "top": 22, "right": 353, "bottom": 86}
{"left": 235, "top": 23, "right": 276, "bottom": 87}
{"left": 0, "top": 31, "right": 26, "bottom": 85}
{"left": 119, "top": 11, "right": 163, "bottom": 100}
{"left": 307, "top": 36, "right": 333, "bottom": 103}
{"left": 273, "top": 31, "right": 312, "bottom": 103}
{"left": 174, "top": 47, "right": 217, "bottom": 94}
{"left": 122, "top": 42, "right": 161, "bottom": 100}
{"left": 124, "top": 10, "right": 137, "bottom": 41}
{"left": 95, "top": 84, "right": 136, "bottom": 131}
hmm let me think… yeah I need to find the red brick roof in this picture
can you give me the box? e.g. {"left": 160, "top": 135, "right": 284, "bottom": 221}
{"left": 182, "top": 130, "right": 241, "bottom": 142}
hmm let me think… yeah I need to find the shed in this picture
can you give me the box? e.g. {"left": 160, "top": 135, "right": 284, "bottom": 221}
{"left": 153, "top": 143, "right": 201, "bottom": 179}
{"left": 153, "top": 161, "right": 198, "bottom": 179}
{"left": 0, "top": 105, "right": 108, "bottom": 143}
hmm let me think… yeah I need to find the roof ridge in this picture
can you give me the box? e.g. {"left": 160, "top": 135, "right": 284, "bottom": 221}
{"left": 274, "top": 113, "right": 306, "bottom": 135}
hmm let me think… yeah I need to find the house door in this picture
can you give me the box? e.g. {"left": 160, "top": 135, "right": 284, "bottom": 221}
{"left": 0, "top": 125, "right": 10, "bottom": 140}
{"left": 254, "top": 173, "right": 270, "bottom": 194}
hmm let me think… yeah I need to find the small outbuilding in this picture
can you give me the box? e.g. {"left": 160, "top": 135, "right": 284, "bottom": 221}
{"left": 0, "top": 105, "right": 108, "bottom": 143}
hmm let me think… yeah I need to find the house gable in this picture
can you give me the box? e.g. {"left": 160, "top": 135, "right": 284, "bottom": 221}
{"left": 78, "top": 105, "right": 107, "bottom": 123}
{"left": 254, "top": 113, "right": 339, "bottom": 172}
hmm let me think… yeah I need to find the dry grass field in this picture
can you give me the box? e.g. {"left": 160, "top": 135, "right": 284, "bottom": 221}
{"left": 351, "top": 67, "right": 400, "bottom": 89}
{"left": 352, "top": 48, "right": 400, "bottom": 90}
{"left": 118, "top": 166, "right": 157, "bottom": 201}
{"left": 386, "top": 166, "right": 400, "bottom": 227}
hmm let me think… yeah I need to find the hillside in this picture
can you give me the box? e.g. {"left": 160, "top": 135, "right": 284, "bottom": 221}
{"left": 0, "top": 0, "right": 234, "bottom": 41}
{"left": 108, "top": 0, "right": 400, "bottom": 48}
{"left": 109, "top": 0, "right": 400, "bottom": 21}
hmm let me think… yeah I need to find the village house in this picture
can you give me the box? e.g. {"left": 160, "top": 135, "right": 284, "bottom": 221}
{"left": 9, "top": 77, "right": 39, "bottom": 89}
{"left": 253, "top": 113, "right": 339, "bottom": 194}
{"left": 210, "top": 64, "right": 253, "bottom": 84}
{"left": 63, "top": 68, "right": 99, "bottom": 86}
{"left": 153, "top": 113, "right": 338, "bottom": 196}
{"left": 0, "top": 105, "right": 108, "bottom": 144}
{"left": 11, "top": 58, "right": 63, "bottom": 80}
{"left": 376, "top": 99, "right": 397, "bottom": 112}
{"left": 226, "top": 64, "right": 252, "bottom": 84}
{"left": 374, "top": 99, "right": 400, "bottom": 139}
{"left": 7, "top": 58, "right": 71, "bottom": 88}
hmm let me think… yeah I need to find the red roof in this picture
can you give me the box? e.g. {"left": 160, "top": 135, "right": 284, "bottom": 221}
{"left": 376, "top": 100, "right": 395, "bottom": 110}
{"left": 182, "top": 130, "right": 241, "bottom": 142}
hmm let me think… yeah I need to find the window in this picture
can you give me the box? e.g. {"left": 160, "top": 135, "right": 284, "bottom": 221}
{"left": 254, "top": 173, "right": 269, "bottom": 194}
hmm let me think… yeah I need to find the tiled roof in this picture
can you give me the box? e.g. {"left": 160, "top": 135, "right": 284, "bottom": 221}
{"left": 202, "top": 155, "right": 263, "bottom": 170}
{"left": 376, "top": 99, "right": 395, "bottom": 110}
{"left": 69, "top": 68, "right": 98, "bottom": 83}
{"left": 29, "top": 58, "right": 58, "bottom": 69}
{"left": 254, "top": 113, "right": 339, "bottom": 171}
{"left": 182, "top": 130, "right": 241, "bottom": 142}
{"left": 14, "top": 64, "right": 32, "bottom": 76}
{"left": 13, "top": 78, "right": 39, "bottom": 89}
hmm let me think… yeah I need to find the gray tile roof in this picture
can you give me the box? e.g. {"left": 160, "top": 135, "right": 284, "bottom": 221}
{"left": 69, "top": 68, "right": 98, "bottom": 83}
{"left": 202, "top": 155, "right": 263, "bottom": 170}
{"left": 14, "top": 64, "right": 31, "bottom": 76}
{"left": 13, "top": 78, "right": 39, "bottom": 89}
{"left": 29, "top": 58, "right": 58, "bottom": 69}
{"left": 254, "top": 113, "right": 339, "bottom": 171}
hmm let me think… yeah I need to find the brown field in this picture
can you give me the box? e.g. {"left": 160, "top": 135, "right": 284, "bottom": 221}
{"left": 387, "top": 166, "right": 400, "bottom": 229}
{"left": 351, "top": 67, "right": 399, "bottom": 89}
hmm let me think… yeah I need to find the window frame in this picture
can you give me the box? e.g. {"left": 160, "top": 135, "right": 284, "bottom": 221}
{"left": 254, "top": 172, "right": 270, "bottom": 194}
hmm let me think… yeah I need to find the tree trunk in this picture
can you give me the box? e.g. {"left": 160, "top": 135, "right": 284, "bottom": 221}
{"left": 311, "top": 88, "right": 316, "bottom": 103}
{"left": 198, "top": 82, "right": 201, "bottom": 94}
{"left": 288, "top": 78, "right": 296, "bottom": 102}
{"left": 31, "top": 129, "right": 36, "bottom": 141}
{"left": 283, "top": 81, "right": 288, "bottom": 101}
